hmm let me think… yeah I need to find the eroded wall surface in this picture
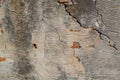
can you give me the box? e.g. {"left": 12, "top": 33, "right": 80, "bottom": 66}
{"left": 0, "top": 0, "right": 120, "bottom": 80}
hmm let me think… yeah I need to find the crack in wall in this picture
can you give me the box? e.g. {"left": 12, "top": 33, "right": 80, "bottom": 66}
{"left": 94, "top": 0, "right": 118, "bottom": 50}
{"left": 58, "top": 1, "right": 82, "bottom": 27}
{"left": 59, "top": 0, "right": 118, "bottom": 50}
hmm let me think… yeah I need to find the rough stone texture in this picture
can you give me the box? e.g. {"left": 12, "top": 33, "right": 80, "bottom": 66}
{"left": 96, "top": 0, "right": 120, "bottom": 51}
{"left": 0, "top": 0, "right": 120, "bottom": 80}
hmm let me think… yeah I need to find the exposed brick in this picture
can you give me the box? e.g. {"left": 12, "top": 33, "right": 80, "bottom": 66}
{"left": 71, "top": 42, "right": 81, "bottom": 48}
{"left": 0, "top": 57, "right": 6, "bottom": 62}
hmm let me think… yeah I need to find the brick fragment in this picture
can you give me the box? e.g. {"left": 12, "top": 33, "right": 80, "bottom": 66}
{"left": 0, "top": 57, "right": 6, "bottom": 62}
{"left": 71, "top": 42, "right": 81, "bottom": 48}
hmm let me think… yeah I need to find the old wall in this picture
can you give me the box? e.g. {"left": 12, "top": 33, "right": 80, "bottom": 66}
{"left": 0, "top": 0, "right": 120, "bottom": 80}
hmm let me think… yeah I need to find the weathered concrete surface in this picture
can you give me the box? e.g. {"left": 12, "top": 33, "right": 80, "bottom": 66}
{"left": 65, "top": 0, "right": 120, "bottom": 80}
{"left": 0, "top": 0, "right": 120, "bottom": 80}
{"left": 96, "top": 0, "right": 120, "bottom": 51}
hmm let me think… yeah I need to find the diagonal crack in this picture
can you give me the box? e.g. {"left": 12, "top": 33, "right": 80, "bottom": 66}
{"left": 94, "top": 0, "right": 118, "bottom": 50}
{"left": 58, "top": 0, "right": 118, "bottom": 50}
{"left": 64, "top": 4, "right": 83, "bottom": 27}
{"left": 58, "top": 1, "right": 82, "bottom": 27}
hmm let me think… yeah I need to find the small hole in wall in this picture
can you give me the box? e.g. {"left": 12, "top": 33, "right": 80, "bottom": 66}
{"left": 0, "top": 29, "right": 4, "bottom": 35}
{"left": 1, "top": 29, "right": 3, "bottom": 34}
{"left": 32, "top": 44, "right": 37, "bottom": 49}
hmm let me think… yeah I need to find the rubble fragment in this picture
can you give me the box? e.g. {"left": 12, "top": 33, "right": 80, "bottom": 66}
{"left": 71, "top": 42, "right": 81, "bottom": 48}
{"left": 0, "top": 57, "right": 6, "bottom": 62}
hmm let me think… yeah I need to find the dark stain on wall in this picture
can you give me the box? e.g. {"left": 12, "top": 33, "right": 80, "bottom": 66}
{"left": 75, "top": 0, "right": 96, "bottom": 14}
{"left": 4, "top": 0, "right": 38, "bottom": 79}
{"left": 65, "top": 0, "right": 97, "bottom": 27}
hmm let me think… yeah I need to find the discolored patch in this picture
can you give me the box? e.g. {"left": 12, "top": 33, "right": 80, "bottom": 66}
{"left": 70, "top": 29, "right": 80, "bottom": 32}
{"left": 75, "top": 56, "right": 80, "bottom": 62}
{"left": 0, "top": 28, "right": 3, "bottom": 35}
{"left": 0, "top": 57, "right": 6, "bottom": 62}
{"left": 88, "top": 45, "right": 95, "bottom": 48}
{"left": 66, "top": 0, "right": 96, "bottom": 15}
{"left": 71, "top": 42, "right": 81, "bottom": 48}
{"left": 13, "top": 53, "right": 34, "bottom": 75}
{"left": 17, "top": 60, "right": 33, "bottom": 75}
{"left": 75, "top": 0, "right": 96, "bottom": 13}
{"left": 20, "top": 2, "right": 25, "bottom": 7}
{"left": 59, "top": 0, "right": 69, "bottom": 3}
{"left": 65, "top": 0, "right": 98, "bottom": 27}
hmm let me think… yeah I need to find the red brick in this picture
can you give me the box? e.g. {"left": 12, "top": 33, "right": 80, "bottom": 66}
{"left": 71, "top": 42, "right": 81, "bottom": 48}
{"left": 0, "top": 57, "right": 6, "bottom": 62}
